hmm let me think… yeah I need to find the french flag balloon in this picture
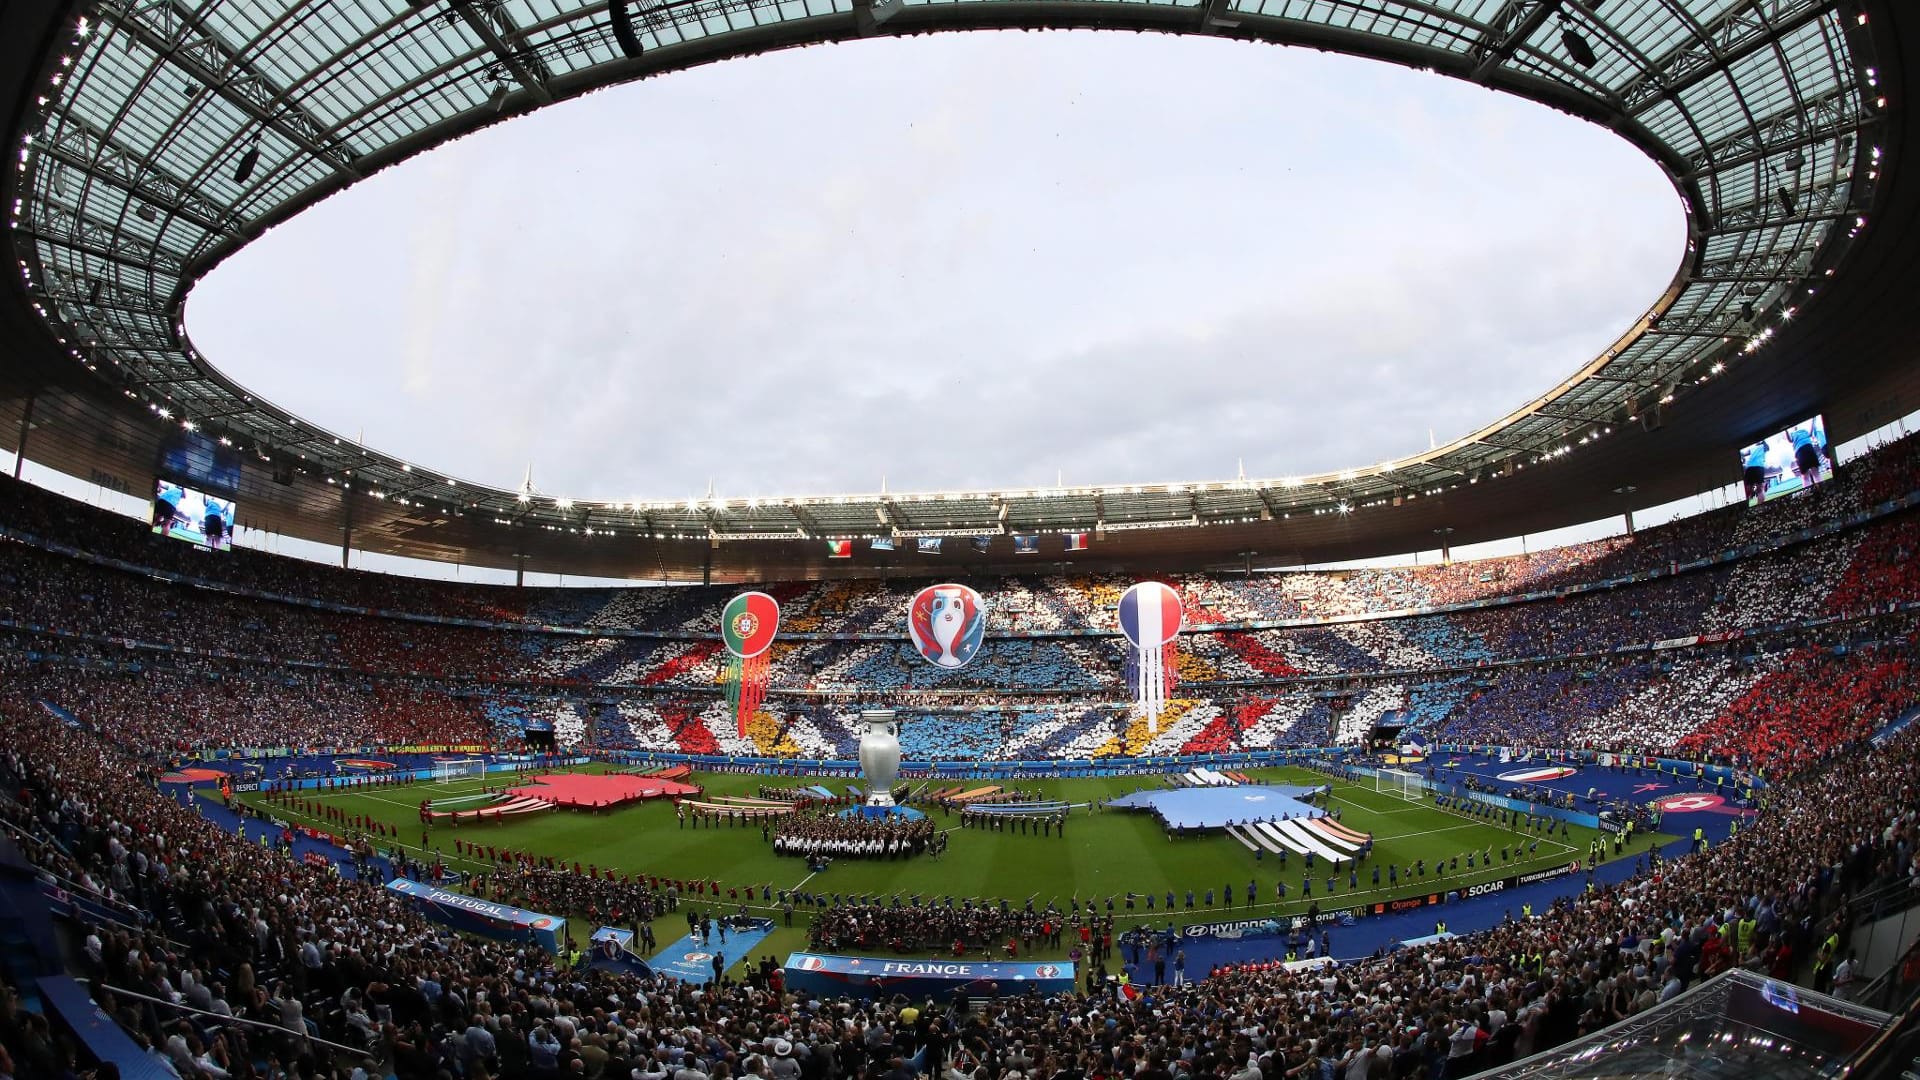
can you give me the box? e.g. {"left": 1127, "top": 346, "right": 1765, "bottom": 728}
{"left": 1118, "top": 582, "right": 1184, "bottom": 732}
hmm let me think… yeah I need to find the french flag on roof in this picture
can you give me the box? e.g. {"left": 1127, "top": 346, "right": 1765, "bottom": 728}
{"left": 1118, "top": 581, "right": 1183, "bottom": 648}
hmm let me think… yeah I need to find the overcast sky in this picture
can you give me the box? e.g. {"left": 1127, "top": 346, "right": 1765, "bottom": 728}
{"left": 187, "top": 30, "right": 1682, "bottom": 506}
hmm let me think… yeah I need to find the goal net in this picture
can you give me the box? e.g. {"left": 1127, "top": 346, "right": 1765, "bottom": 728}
{"left": 432, "top": 758, "right": 487, "bottom": 784}
{"left": 1374, "top": 768, "right": 1425, "bottom": 803}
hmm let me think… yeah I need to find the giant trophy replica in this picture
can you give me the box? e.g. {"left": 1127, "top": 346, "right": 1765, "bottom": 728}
{"left": 856, "top": 710, "right": 901, "bottom": 814}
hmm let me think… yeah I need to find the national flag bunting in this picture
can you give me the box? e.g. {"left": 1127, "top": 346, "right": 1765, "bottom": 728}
{"left": 826, "top": 540, "right": 852, "bottom": 558}
{"left": 1065, "top": 532, "right": 1090, "bottom": 551}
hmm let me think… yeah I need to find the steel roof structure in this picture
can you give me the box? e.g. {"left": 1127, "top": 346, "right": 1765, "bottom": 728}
{"left": 1, "top": 0, "right": 1916, "bottom": 582}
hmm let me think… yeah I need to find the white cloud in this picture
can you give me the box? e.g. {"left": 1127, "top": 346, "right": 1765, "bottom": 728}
{"left": 187, "top": 30, "right": 1680, "bottom": 500}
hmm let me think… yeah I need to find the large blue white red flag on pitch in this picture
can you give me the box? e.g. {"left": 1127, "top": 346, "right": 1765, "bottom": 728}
{"left": 1118, "top": 582, "right": 1183, "bottom": 733}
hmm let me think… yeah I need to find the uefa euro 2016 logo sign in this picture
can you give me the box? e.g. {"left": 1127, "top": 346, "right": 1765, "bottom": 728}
{"left": 907, "top": 583, "right": 987, "bottom": 669}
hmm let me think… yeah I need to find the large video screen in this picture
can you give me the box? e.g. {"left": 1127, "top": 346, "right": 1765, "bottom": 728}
{"left": 157, "top": 428, "right": 243, "bottom": 496}
{"left": 151, "top": 480, "right": 236, "bottom": 550}
{"left": 1739, "top": 415, "right": 1830, "bottom": 506}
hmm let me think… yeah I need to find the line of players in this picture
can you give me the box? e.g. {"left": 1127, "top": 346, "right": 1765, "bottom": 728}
{"left": 770, "top": 813, "right": 938, "bottom": 860}
{"left": 958, "top": 809, "right": 1068, "bottom": 835}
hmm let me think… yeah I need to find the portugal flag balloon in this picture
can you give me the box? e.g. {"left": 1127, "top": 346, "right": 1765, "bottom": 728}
{"left": 1118, "top": 581, "right": 1183, "bottom": 733}
{"left": 721, "top": 591, "right": 780, "bottom": 737}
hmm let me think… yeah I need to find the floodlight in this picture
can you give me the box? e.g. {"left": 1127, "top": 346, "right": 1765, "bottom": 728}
{"left": 1560, "top": 23, "right": 1598, "bottom": 68}
{"left": 233, "top": 137, "right": 261, "bottom": 184}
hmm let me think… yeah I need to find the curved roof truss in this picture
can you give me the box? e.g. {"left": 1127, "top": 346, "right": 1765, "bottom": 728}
{"left": 4, "top": 0, "right": 1887, "bottom": 544}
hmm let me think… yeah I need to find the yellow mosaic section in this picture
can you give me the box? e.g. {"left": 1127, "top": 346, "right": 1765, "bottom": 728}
{"left": 784, "top": 581, "right": 885, "bottom": 632}
{"left": 1077, "top": 581, "right": 1125, "bottom": 614}
{"left": 1172, "top": 649, "right": 1219, "bottom": 682}
{"left": 1093, "top": 698, "right": 1197, "bottom": 758}
{"left": 778, "top": 587, "right": 831, "bottom": 632}
{"left": 743, "top": 710, "right": 801, "bottom": 757}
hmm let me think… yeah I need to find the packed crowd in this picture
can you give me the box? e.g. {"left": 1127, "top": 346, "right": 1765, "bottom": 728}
{"left": 3, "top": 437, "right": 1920, "bottom": 772}
{"left": 5, "top": 429, "right": 1919, "bottom": 678}
{"left": 3, "top": 667, "right": 1920, "bottom": 1079}
{"left": 5, "top": 589, "right": 1916, "bottom": 773}
{"left": 0, "top": 658, "right": 490, "bottom": 752}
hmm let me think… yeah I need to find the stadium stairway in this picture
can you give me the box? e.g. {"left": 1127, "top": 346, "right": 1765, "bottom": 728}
{"left": 587, "top": 949, "right": 657, "bottom": 980}
{"left": 179, "top": 785, "right": 389, "bottom": 881}
{"left": 0, "top": 835, "right": 65, "bottom": 1009}
{"left": 36, "top": 700, "right": 85, "bottom": 730}
{"left": 36, "top": 976, "right": 176, "bottom": 1079}
{"left": 1872, "top": 702, "right": 1920, "bottom": 746}
{"left": 0, "top": 836, "right": 172, "bottom": 1075}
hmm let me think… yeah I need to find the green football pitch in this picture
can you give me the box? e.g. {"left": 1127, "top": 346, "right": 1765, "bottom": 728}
{"left": 228, "top": 764, "right": 1659, "bottom": 972}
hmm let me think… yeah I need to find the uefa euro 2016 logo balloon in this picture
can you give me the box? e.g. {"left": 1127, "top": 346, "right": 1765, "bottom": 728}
{"left": 907, "top": 583, "right": 987, "bottom": 669}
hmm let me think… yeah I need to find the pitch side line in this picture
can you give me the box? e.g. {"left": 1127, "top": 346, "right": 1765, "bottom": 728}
{"left": 289, "top": 787, "right": 442, "bottom": 808}
{"left": 300, "top": 777, "right": 490, "bottom": 797}
{"left": 1329, "top": 793, "right": 1423, "bottom": 814}
{"left": 1372, "top": 821, "right": 1504, "bottom": 842}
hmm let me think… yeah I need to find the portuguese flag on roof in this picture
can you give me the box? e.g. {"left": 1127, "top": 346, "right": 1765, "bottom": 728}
{"left": 721, "top": 592, "right": 781, "bottom": 737}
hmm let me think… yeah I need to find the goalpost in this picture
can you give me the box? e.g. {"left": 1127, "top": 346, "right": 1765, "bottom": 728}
{"left": 1374, "top": 768, "right": 1426, "bottom": 803}
{"left": 432, "top": 758, "right": 487, "bottom": 784}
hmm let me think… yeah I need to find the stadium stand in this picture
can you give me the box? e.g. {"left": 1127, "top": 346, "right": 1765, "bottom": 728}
{"left": 2, "top": 680, "right": 1916, "bottom": 1076}
{"left": 4, "top": 434, "right": 1920, "bottom": 769}
{"left": 0, "top": 433, "right": 1919, "bottom": 1075}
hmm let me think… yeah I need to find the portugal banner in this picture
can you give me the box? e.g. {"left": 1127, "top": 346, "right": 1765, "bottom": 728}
{"left": 722, "top": 592, "right": 781, "bottom": 737}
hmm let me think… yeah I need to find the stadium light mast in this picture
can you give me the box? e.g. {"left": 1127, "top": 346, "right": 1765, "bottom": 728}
{"left": 12, "top": 393, "right": 33, "bottom": 480}
{"left": 1614, "top": 484, "right": 1639, "bottom": 535}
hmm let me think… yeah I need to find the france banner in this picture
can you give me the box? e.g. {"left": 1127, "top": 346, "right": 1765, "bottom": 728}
{"left": 783, "top": 952, "right": 1075, "bottom": 999}
{"left": 1119, "top": 582, "right": 1183, "bottom": 733}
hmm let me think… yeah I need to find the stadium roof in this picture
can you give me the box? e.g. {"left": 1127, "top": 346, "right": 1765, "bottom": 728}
{"left": 2, "top": 0, "right": 1918, "bottom": 581}
{"left": 1480, "top": 969, "right": 1889, "bottom": 1080}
